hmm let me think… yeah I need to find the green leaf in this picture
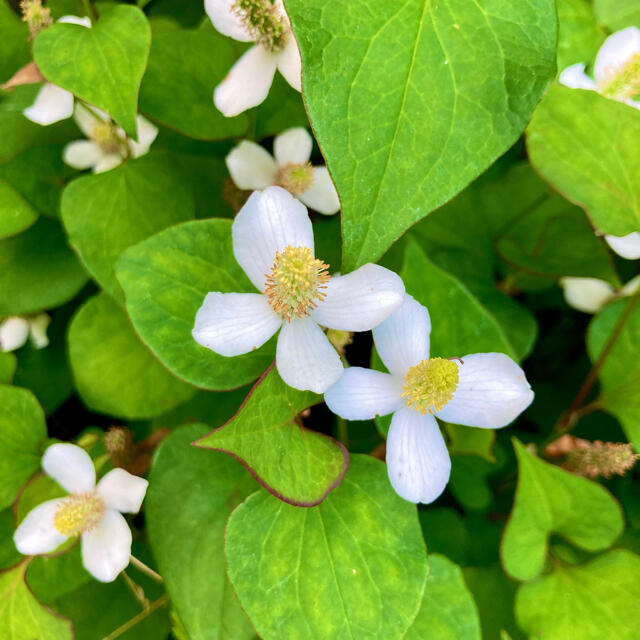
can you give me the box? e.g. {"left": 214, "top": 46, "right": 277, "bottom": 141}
{"left": 556, "top": 0, "right": 605, "bottom": 70}
{"left": 0, "top": 562, "right": 73, "bottom": 640}
{"left": 68, "top": 293, "right": 196, "bottom": 419}
{"left": 447, "top": 424, "right": 495, "bottom": 462}
{"left": 0, "top": 509, "right": 21, "bottom": 570}
{"left": 147, "top": 423, "right": 257, "bottom": 640}
{"left": 286, "top": 0, "right": 557, "bottom": 270}
{"left": 225, "top": 455, "right": 427, "bottom": 640}
{"left": 61, "top": 152, "right": 194, "bottom": 303}
{"left": 0, "top": 178, "right": 38, "bottom": 240}
{"left": 196, "top": 367, "right": 347, "bottom": 506}
{"left": 594, "top": 0, "right": 640, "bottom": 31}
{"left": 0, "top": 0, "right": 30, "bottom": 82}
{"left": 0, "top": 385, "right": 46, "bottom": 510}
{"left": 449, "top": 454, "right": 494, "bottom": 511}
{"left": 404, "top": 554, "right": 480, "bottom": 640}
{"left": 115, "top": 218, "right": 275, "bottom": 390}
{"left": 501, "top": 439, "right": 624, "bottom": 581}
{"left": 516, "top": 550, "right": 640, "bottom": 640}
{"left": 139, "top": 30, "right": 248, "bottom": 139}
{"left": 0, "top": 352, "right": 16, "bottom": 385}
{"left": 33, "top": 5, "right": 151, "bottom": 137}
{"left": 419, "top": 508, "right": 469, "bottom": 566}
{"left": 527, "top": 84, "right": 640, "bottom": 236}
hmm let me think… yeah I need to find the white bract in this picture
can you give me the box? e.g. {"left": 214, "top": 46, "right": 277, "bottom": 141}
{"left": 560, "top": 275, "right": 640, "bottom": 314}
{"left": 0, "top": 313, "right": 49, "bottom": 352}
{"left": 325, "top": 295, "right": 534, "bottom": 504}
{"left": 14, "top": 444, "right": 148, "bottom": 583}
{"left": 63, "top": 104, "right": 158, "bottom": 174}
{"left": 226, "top": 128, "right": 340, "bottom": 215}
{"left": 192, "top": 186, "right": 405, "bottom": 393}
{"left": 604, "top": 232, "right": 640, "bottom": 260}
{"left": 22, "top": 16, "right": 92, "bottom": 126}
{"left": 205, "top": 0, "right": 302, "bottom": 117}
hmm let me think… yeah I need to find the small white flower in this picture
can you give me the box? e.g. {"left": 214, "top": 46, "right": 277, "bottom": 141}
{"left": 325, "top": 295, "right": 534, "bottom": 504}
{"left": 205, "top": 0, "right": 302, "bottom": 117}
{"left": 604, "top": 232, "right": 640, "bottom": 260}
{"left": 192, "top": 186, "right": 405, "bottom": 393}
{"left": 14, "top": 443, "right": 148, "bottom": 583}
{"left": 559, "top": 27, "right": 640, "bottom": 109}
{"left": 63, "top": 104, "right": 158, "bottom": 174}
{"left": 226, "top": 128, "right": 340, "bottom": 215}
{"left": 560, "top": 275, "right": 640, "bottom": 314}
{"left": 0, "top": 313, "right": 50, "bottom": 352}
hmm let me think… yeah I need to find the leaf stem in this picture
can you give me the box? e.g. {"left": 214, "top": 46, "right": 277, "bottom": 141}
{"left": 129, "top": 555, "right": 163, "bottom": 583}
{"left": 101, "top": 594, "right": 169, "bottom": 640}
{"left": 336, "top": 416, "right": 349, "bottom": 448}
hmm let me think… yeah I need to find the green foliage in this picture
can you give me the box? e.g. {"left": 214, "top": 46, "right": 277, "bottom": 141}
{"left": 556, "top": 0, "right": 605, "bottom": 69}
{"left": 0, "top": 179, "right": 38, "bottom": 240}
{"left": 594, "top": 0, "right": 640, "bottom": 31}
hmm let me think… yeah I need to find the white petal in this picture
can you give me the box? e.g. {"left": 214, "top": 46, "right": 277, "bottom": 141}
{"left": 214, "top": 45, "right": 277, "bottom": 117}
{"left": 273, "top": 127, "right": 312, "bottom": 166}
{"left": 226, "top": 141, "right": 278, "bottom": 190}
{"left": 63, "top": 140, "right": 104, "bottom": 170}
{"left": 372, "top": 294, "right": 431, "bottom": 378}
{"left": 233, "top": 186, "right": 314, "bottom": 291}
{"left": 128, "top": 115, "right": 158, "bottom": 158}
{"left": 386, "top": 407, "right": 451, "bottom": 504}
{"left": 192, "top": 292, "right": 281, "bottom": 356}
{"left": 96, "top": 468, "right": 148, "bottom": 514}
{"left": 560, "top": 277, "right": 615, "bottom": 314}
{"left": 58, "top": 15, "right": 91, "bottom": 27}
{"left": 595, "top": 27, "right": 640, "bottom": 84}
{"left": 42, "top": 443, "right": 96, "bottom": 494}
{"left": 620, "top": 274, "right": 640, "bottom": 297}
{"left": 81, "top": 509, "right": 132, "bottom": 582}
{"left": 0, "top": 317, "right": 30, "bottom": 352}
{"left": 72, "top": 103, "right": 101, "bottom": 138}
{"left": 204, "top": 0, "right": 253, "bottom": 41}
{"left": 299, "top": 167, "right": 341, "bottom": 215}
{"left": 604, "top": 232, "right": 640, "bottom": 260}
{"left": 276, "top": 35, "right": 302, "bottom": 92}
{"left": 93, "top": 153, "right": 123, "bottom": 174}
{"left": 558, "top": 63, "right": 596, "bottom": 91}
{"left": 28, "top": 313, "right": 50, "bottom": 349}
{"left": 13, "top": 499, "right": 68, "bottom": 555}
{"left": 435, "top": 353, "right": 534, "bottom": 429}
{"left": 276, "top": 317, "right": 342, "bottom": 393}
{"left": 312, "top": 264, "right": 405, "bottom": 331}
{"left": 324, "top": 367, "right": 402, "bottom": 420}
{"left": 23, "top": 83, "right": 74, "bottom": 126}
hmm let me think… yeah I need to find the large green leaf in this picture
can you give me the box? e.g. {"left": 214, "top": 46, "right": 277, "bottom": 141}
{"left": 286, "top": 0, "right": 557, "bottom": 270}
{"left": 68, "top": 293, "right": 196, "bottom": 418}
{"left": 225, "top": 455, "right": 427, "bottom": 640}
{"left": 115, "top": 219, "right": 275, "bottom": 390}
{"left": 594, "top": 0, "right": 640, "bottom": 30}
{"left": 147, "top": 423, "right": 257, "bottom": 640}
{"left": 196, "top": 368, "right": 347, "bottom": 506}
{"left": 0, "top": 178, "right": 37, "bottom": 240}
{"left": 527, "top": 84, "right": 640, "bottom": 236}
{"left": 33, "top": 5, "right": 151, "bottom": 137}
{"left": 61, "top": 152, "right": 194, "bottom": 303}
{"left": 501, "top": 439, "right": 624, "bottom": 581}
{"left": 556, "top": 0, "right": 605, "bottom": 70}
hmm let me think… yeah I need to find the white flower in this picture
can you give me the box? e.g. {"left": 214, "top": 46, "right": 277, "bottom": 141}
{"left": 604, "top": 232, "right": 640, "bottom": 260}
{"left": 559, "top": 27, "right": 640, "bottom": 109}
{"left": 205, "top": 0, "right": 302, "bottom": 117}
{"left": 325, "top": 295, "right": 534, "bottom": 504}
{"left": 14, "top": 443, "right": 148, "bottom": 583}
{"left": 22, "top": 16, "right": 92, "bottom": 126}
{"left": 192, "top": 186, "right": 405, "bottom": 393}
{"left": 560, "top": 275, "right": 640, "bottom": 314}
{"left": 63, "top": 104, "right": 158, "bottom": 174}
{"left": 0, "top": 313, "right": 50, "bottom": 352}
{"left": 226, "top": 128, "right": 340, "bottom": 215}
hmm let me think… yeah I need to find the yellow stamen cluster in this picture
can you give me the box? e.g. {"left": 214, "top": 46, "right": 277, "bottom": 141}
{"left": 402, "top": 357, "right": 459, "bottom": 414}
{"left": 276, "top": 163, "right": 315, "bottom": 197}
{"left": 92, "top": 121, "right": 125, "bottom": 155}
{"left": 232, "top": 0, "right": 287, "bottom": 51}
{"left": 265, "top": 246, "right": 330, "bottom": 321}
{"left": 53, "top": 492, "right": 105, "bottom": 536}
{"left": 599, "top": 53, "right": 640, "bottom": 101}
{"left": 327, "top": 329, "right": 354, "bottom": 355}
{"left": 20, "top": 0, "right": 53, "bottom": 39}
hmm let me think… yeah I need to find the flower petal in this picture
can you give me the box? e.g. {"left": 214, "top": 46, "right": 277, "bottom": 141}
{"left": 372, "top": 294, "right": 431, "bottom": 378}
{"left": 96, "top": 468, "right": 148, "bottom": 514}
{"left": 63, "top": 140, "right": 104, "bottom": 170}
{"left": 192, "top": 292, "right": 281, "bottom": 356}
{"left": 58, "top": 15, "right": 92, "bottom": 27}
{"left": 604, "top": 232, "right": 640, "bottom": 260}
{"left": 299, "top": 167, "right": 341, "bottom": 215}
{"left": 273, "top": 127, "right": 312, "bottom": 166}
{"left": 560, "top": 277, "right": 615, "bottom": 314}
{"left": 276, "top": 35, "right": 302, "bottom": 91}
{"left": 233, "top": 186, "right": 314, "bottom": 291}
{"left": 558, "top": 63, "right": 596, "bottom": 91}
{"left": 128, "top": 115, "right": 158, "bottom": 158}
{"left": 28, "top": 313, "right": 50, "bottom": 349}
{"left": 81, "top": 509, "right": 132, "bottom": 582}
{"left": 620, "top": 274, "right": 640, "bottom": 297}
{"left": 42, "top": 443, "right": 96, "bottom": 494}
{"left": 204, "top": 0, "right": 253, "bottom": 42}
{"left": 23, "top": 83, "right": 74, "bottom": 126}
{"left": 226, "top": 141, "right": 278, "bottom": 190}
{"left": 13, "top": 498, "right": 68, "bottom": 555}
{"left": 324, "top": 367, "right": 402, "bottom": 420}
{"left": 72, "top": 103, "right": 102, "bottom": 138}
{"left": 214, "top": 45, "right": 277, "bottom": 117}
{"left": 312, "top": 264, "right": 405, "bottom": 331}
{"left": 276, "top": 317, "right": 342, "bottom": 393}
{"left": 435, "top": 353, "right": 534, "bottom": 428}
{"left": 594, "top": 27, "right": 640, "bottom": 84}
{"left": 0, "top": 317, "right": 30, "bottom": 352}
{"left": 93, "top": 153, "right": 123, "bottom": 174}
{"left": 386, "top": 407, "right": 451, "bottom": 504}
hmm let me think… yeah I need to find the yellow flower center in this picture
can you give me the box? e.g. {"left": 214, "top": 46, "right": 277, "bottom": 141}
{"left": 265, "top": 246, "right": 330, "bottom": 321}
{"left": 53, "top": 492, "right": 105, "bottom": 536}
{"left": 402, "top": 357, "right": 459, "bottom": 415}
{"left": 598, "top": 53, "right": 640, "bottom": 102}
{"left": 275, "top": 163, "right": 315, "bottom": 197}
{"left": 232, "top": 0, "right": 287, "bottom": 52}
{"left": 92, "top": 121, "right": 125, "bottom": 155}
{"left": 20, "top": 0, "right": 53, "bottom": 38}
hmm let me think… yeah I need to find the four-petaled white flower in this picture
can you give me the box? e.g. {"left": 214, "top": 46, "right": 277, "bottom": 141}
{"left": 0, "top": 313, "right": 50, "bottom": 352}
{"left": 14, "top": 443, "right": 148, "bottom": 583}
{"left": 560, "top": 275, "right": 640, "bottom": 314}
{"left": 63, "top": 104, "right": 158, "bottom": 174}
{"left": 205, "top": 0, "right": 302, "bottom": 117}
{"left": 192, "top": 186, "right": 405, "bottom": 393}
{"left": 604, "top": 232, "right": 640, "bottom": 260}
{"left": 227, "top": 128, "right": 340, "bottom": 215}
{"left": 325, "top": 295, "right": 534, "bottom": 504}
{"left": 22, "top": 15, "right": 92, "bottom": 126}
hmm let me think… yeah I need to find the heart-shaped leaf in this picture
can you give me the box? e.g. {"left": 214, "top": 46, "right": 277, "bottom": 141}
{"left": 0, "top": 179, "right": 38, "bottom": 240}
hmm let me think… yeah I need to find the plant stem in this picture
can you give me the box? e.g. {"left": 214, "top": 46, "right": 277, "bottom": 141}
{"left": 337, "top": 416, "right": 349, "bottom": 448}
{"left": 101, "top": 594, "right": 169, "bottom": 640}
{"left": 129, "top": 555, "right": 163, "bottom": 583}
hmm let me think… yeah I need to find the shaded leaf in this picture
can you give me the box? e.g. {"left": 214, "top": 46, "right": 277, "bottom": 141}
{"left": 594, "top": 0, "right": 640, "bottom": 31}
{"left": 0, "top": 178, "right": 38, "bottom": 240}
